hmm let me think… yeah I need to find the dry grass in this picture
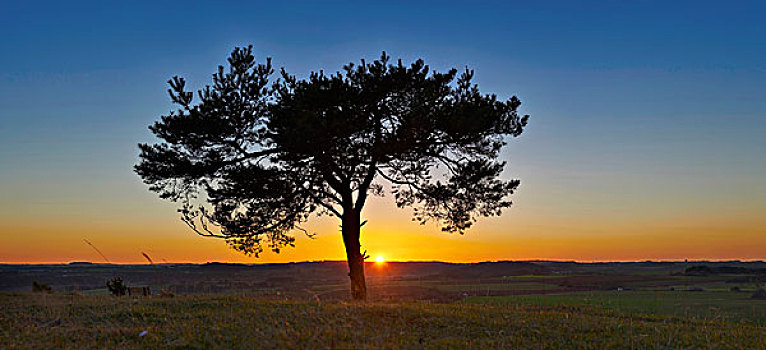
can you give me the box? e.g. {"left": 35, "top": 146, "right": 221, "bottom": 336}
{"left": 2, "top": 292, "right": 765, "bottom": 349}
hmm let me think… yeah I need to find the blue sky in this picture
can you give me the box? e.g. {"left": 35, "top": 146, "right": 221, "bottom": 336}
{"left": 1, "top": 1, "right": 765, "bottom": 262}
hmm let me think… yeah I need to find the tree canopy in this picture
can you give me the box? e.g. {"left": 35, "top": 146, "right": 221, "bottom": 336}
{"left": 136, "top": 46, "right": 529, "bottom": 299}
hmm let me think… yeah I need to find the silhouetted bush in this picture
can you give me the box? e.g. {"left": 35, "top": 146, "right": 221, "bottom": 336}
{"left": 159, "top": 288, "right": 175, "bottom": 298}
{"left": 752, "top": 288, "right": 766, "bottom": 300}
{"left": 730, "top": 286, "right": 741, "bottom": 292}
{"left": 106, "top": 277, "right": 127, "bottom": 296}
{"left": 32, "top": 281, "right": 52, "bottom": 293}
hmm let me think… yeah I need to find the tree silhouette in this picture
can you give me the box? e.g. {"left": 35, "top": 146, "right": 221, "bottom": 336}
{"left": 135, "top": 46, "right": 529, "bottom": 300}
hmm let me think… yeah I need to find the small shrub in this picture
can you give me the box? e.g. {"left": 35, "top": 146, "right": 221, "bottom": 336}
{"left": 32, "top": 281, "right": 52, "bottom": 293}
{"left": 752, "top": 288, "right": 766, "bottom": 300}
{"left": 730, "top": 286, "right": 741, "bottom": 292}
{"left": 106, "top": 277, "right": 127, "bottom": 296}
{"left": 159, "top": 288, "right": 175, "bottom": 298}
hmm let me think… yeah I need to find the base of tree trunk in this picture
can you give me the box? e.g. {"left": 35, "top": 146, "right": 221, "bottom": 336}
{"left": 348, "top": 254, "right": 367, "bottom": 301}
{"left": 342, "top": 209, "right": 367, "bottom": 301}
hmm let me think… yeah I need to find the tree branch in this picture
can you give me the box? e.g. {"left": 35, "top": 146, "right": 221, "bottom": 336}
{"left": 354, "top": 162, "right": 378, "bottom": 210}
{"left": 376, "top": 168, "right": 424, "bottom": 192}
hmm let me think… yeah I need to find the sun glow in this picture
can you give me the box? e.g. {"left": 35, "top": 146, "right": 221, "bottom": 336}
{"left": 375, "top": 256, "right": 385, "bottom": 263}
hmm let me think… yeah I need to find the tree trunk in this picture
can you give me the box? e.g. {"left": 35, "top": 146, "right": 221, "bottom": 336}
{"left": 341, "top": 208, "right": 367, "bottom": 301}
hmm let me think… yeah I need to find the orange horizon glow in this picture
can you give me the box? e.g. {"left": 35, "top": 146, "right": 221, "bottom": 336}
{"left": 2, "top": 206, "right": 764, "bottom": 264}
{"left": 2, "top": 170, "right": 765, "bottom": 265}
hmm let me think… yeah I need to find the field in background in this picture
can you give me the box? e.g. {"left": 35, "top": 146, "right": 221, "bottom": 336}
{"left": 1, "top": 261, "right": 764, "bottom": 348}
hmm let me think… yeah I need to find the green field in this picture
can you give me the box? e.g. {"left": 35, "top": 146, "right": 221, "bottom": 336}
{"left": 436, "top": 282, "right": 561, "bottom": 292}
{"left": 465, "top": 290, "right": 766, "bottom": 325}
{"left": 2, "top": 293, "right": 765, "bottom": 349}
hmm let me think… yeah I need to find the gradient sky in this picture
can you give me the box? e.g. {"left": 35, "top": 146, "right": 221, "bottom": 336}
{"left": 1, "top": 1, "right": 765, "bottom": 263}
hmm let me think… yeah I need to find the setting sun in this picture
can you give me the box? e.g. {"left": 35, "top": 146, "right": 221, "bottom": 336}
{"left": 375, "top": 256, "right": 385, "bottom": 263}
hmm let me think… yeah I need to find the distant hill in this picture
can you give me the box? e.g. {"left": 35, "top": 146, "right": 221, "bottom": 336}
{"left": 2, "top": 260, "right": 765, "bottom": 295}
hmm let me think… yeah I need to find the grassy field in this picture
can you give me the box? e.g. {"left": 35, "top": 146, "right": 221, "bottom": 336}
{"left": 436, "top": 282, "right": 561, "bottom": 292}
{"left": 2, "top": 262, "right": 765, "bottom": 348}
{"left": 465, "top": 290, "right": 766, "bottom": 325}
{"left": 2, "top": 292, "right": 765, "bottom": 349}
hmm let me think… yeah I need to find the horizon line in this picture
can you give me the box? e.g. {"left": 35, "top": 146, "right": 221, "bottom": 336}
{"left": 2, "top": 258, "right": 765, "bottom": 266}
